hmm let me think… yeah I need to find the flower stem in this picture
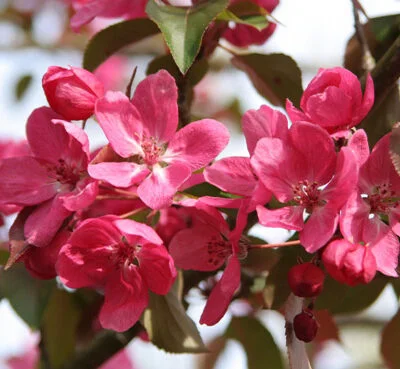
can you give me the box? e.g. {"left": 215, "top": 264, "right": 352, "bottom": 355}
{"left": 250, "top": 240, "right": 301, "bottom": 249}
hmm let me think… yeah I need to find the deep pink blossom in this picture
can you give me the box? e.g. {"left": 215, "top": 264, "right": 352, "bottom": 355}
{"left": 223, "top": 0, "right": 278, "bottom": 47}
{"left": 43, "top": 66, "right": 105, "bottom": 121}
{"left": 252, "top": 122, "right": 359, "bottom": 253}
{"left": 0, "top": 107, "right": 98, "bottom": 246}
{"left": 340, "top": 132, "right": 400, "bottom": 277}
{"left": 57, "top": 216, "right": 176, "bottom": 331}
{"left": 169, "top": 203, "right": 246, "bottom": 325}
{"left": 286, "top": 67, "right": 374, "bottom": 136}
{"left": 67, "top": 0, "right": 147, "bottom": 31}
{"left": 89, "top": 70, "right": 229, "bottom": 210}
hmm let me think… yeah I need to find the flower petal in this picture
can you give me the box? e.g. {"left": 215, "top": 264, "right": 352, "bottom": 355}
{"left": 257, "top": 205, "right": 304, "bottom": 231}
{"left": 114, "top": 218, "right": 163, "bottom": 245}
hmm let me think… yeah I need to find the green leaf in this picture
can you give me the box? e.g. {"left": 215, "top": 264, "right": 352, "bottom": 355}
{"left": 15, "top": 74, "right": 32, "bottom": 101}
{"left": 225, "top": 316, "right": 284, "bottom": 369}
{"left": 42, "top": 289, "right": 81, "bottom": 368}
{"left": 83, "top": 18, "right": 160, "bottom": 71}
{"left": 217, "top": 9, "right": 268, "bottom": 31}
{"left": 315, "top": 275, "right": 387, "bottom": 314}
{"left": 370, "top": 14, "right": 400, "bottom": 43}
{"left": 381, "top": 308, "right": 400, "bottom": 369}
{"left": 146, "top": 0, "right": 229, "bottom": 74}
{"left": 231, "top": 53, "right": 303, "bottom": 107}
{"left": 0, "top": 264, "right": 54, "bottom": 328}
{"left": 142, "top": 272, "right": 207, "bottom": 353}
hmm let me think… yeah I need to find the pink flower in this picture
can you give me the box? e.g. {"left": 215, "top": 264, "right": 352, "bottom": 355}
{"left": 89, "top": 70, "right": 230, "bottom": 210}
{"left": 42, "top": 66, "right": 105, "bottom": 121}
{"left": 223, "top": 0, "right": 278, "bottom": 47}
{"left": 252, "top": 122, "right": 359, "bottom": 252}
{"left": 0, "top": 107, "right": 98, "bottom": 246}
{"left": 322, "top": 239, "right": 377, "bottom": 286}
{"left": 57, "top": 216, "right": 176, "bottom": 332}
{"left": 94, "top": 55, "right": 128, "bottom": 91}
{"left": 169, "top": 203, "right": 246, "bottom": 325}
{"left": 67, "top": 0, "right": 147, "bottom": 32}
{"left": 286, "top": 67, "right": 374, "bottom": 136}
{"left": 340, "top": 131, "right": 400, "bottom": 277}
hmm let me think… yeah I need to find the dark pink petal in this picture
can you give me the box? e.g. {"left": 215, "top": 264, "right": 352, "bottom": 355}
{"left": 256, "top": 205, "right": 304, "bottom": 231}
{"left": 24, "top": 196, "right": 71, "bottom": 247}
{"left": 137, "top": 244, "right": 176, "bottom": 295}
{"left": 301, "top": 206, "right": 339, "bottom": 253}
{"left": 131, "top": 70, "right": 178, "bottom": 143}
{"left": 242, "top": 105, "right": 289, "bottom": 155}
{"left": 289, "top": 122, "right": 336, "bottom": 184}
{"left": 348, "top": 129, "right": 369, "bottom": 166}
{"left": 137, "top": 164, "right": 191, "bottom": 209}
{"left": 205, "top": 157, "right": 257, "bottom": 196}
{"left": 352, "top": 73, "right": 374, "bottom": 124}
{"left": 114, "top": 219, "right": 163, "bottom": 245}
{"left": 164, "top": 119, "right": 230, "bottom": 171}
{"left": 26, "top": 107, "right": 68, "bottom": 163}
{"left": 200, "top": 255, "right": 241, "bottom": 326}
{"left": 197, "top": 196, "right": 243, "bottom": 209}
{"left": 99, "top": 268, "right": 149, "bottom": 332}
{"left": 88, "top": 162, "right": 149, "bottom": 188}
{"left": 71, "top": 66, "right": 105, "bottom": 98}
{"left": 95, "top": 92, "right": 143, "bottom": 158}
{"left": 57, "top": 217, "right": 121, "bottom": 287}
{"left": 223, "top": 22, "right": 276, "bottom": 47}
{"left": 169, "top": 225, "right": 226, "bottom": 271}
{"left": 286, "top": 100, "right": 309, "bottom": 124}
{"left": 61, "top": 179, "right": 98, "bottom": 211}
{"left": 322, "top": 147, "right": 359, "bottom": 209}
{"left": 0, "top": 157, "right": 55, "bottom": 205}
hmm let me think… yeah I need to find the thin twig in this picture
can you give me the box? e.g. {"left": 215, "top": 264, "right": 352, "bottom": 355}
{"left": 125, "top": 66, "right": 138, "bottom": 99}
{"left": 250, "top": 240, "right": 301, "bottom": 249}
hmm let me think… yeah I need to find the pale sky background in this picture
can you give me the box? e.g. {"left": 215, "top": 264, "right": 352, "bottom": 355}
{"left": 0, "top": 1, "right": 399, "bottom": 368}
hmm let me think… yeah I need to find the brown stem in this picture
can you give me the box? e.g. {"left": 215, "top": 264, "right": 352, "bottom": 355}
{"left": 60, "top": 324, "right": 142, "bottom": 369}
{"left": 125, "top": 67, "right": 138, "bottom": 99}
{"left": 177, "top": 75, "right": 192, "bottom": 127}
{"left": 250, "top": 240, "right": 301, "bottom": 249}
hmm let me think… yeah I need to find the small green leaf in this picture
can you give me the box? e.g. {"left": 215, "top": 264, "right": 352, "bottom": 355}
{"left": 142, "top": 272, "right": 207, "bottom": 353}
{"left": 217, "top": 9, "right": 269, "bottom": 31}
{"left": 225, "top": 316, "right": 284, "bottom": 369}
{"left": 42, "top": 289, "right": 81, "bottom": 368}
{"left": 231, "top": 53, "right": 303, "bottom": 107}
{"left": 370, "top": 14, "right": 400, "bottom": 43}
{"left": 315, "top": 275, "right": 387, "bottom": 314}
{"left": 0, "top": 264, "right": 54, "bottom": 328}
{"left": 146, "top": 0, "right": 229, "bottom": 74}
{"left": 381, "top": 308, "right": 400, "bottom": 369}
{"left": 15, "top": 74, "right": 32, "bottom": 101}
{"left": 83, "top": 18, "right": 160, "bottom": 71}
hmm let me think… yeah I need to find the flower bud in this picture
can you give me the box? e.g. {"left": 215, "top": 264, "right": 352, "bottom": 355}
{"left": 293, "top": 309, "right": 319, "bottom": 343}
{"left": 288, "top": 263, "right": 325, "bottom": 297}
{"left": 42, "top": 66, "right": 105, "bottom": 121}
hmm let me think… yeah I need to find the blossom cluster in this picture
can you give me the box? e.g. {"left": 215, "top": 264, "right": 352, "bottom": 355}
{"left": 0, "top": 62, "right": 398, "bottom": 335}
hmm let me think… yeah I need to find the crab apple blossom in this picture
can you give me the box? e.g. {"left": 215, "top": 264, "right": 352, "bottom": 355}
{"left": 288, "top": 263, "right": 325, "bottom": 297}
{"left": 89, "top": 70, "right": 230, "bottom": 210}
{"left": 42, "top": 66, "right": 105, "bottom": 121}
{"left": 223, "top": 0, "right": 278, "bottom": 47}
{"left": 169, "top": 203, "right": 247, "bottom": 325}
{"left": 340, "top": 131, "right": 400, "bottom": 278}
{"left": 252, "top": 122, "right": 359, "bottom": 253}
{"left": 0, "top": 107, "right": 98, "bottom": 247}
{"left": 286, "top": 67, "right": 374, "bottom": 137}
{"left": 57, "top": 216, "right": 176, "bottom": 332}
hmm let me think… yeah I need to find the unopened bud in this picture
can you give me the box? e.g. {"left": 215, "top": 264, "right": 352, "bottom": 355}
{"left": 288, "top": 263, "right": 325, "bottom": 297}
{"left": 293, "top": 309, "right": 319, "bottom": 343}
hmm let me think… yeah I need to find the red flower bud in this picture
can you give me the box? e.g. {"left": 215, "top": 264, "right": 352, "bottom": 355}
{"left": 42, "top": 66, "right": 104, "bottom": 121}
{"left": 288, "top": 263, "right": 325, "bottom": 297}
{"left": 293, "top": 309, "right": 319, "bottom": 343}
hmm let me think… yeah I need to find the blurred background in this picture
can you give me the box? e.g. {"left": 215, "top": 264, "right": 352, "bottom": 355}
{"left": 0, "top": 0, "right": 399, "bottom": 368}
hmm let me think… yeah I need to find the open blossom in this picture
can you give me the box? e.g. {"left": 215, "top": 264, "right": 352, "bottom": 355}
{"left": 340, "top": 131, "right": 400, "bottom": 278}
{"left": 42, "top": 66, "right": 105, "bottom": 121}
{"left": 57, "top": 216, "right": 176, "bottom": 332}
{"left": 89, "top": 70, "right": 230, "bottom": 210}
{"left": 169, "top": 203, "right": 246, "bottom": 325}
{"left": 252, "top": 122, "right": 359, "bottom": 252}
{"left": 286, "top": 67, "right": 374, "bottom": 137}
{"left": 0, "top": 107, "right": 98, "bottom": 246}
{"left": 223, "top": 0, "right": 278, "bottom": 47}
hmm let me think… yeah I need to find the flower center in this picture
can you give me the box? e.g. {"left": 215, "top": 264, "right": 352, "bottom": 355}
{"left": 111, "top": 236, "right": 139, "bottom": 271}
{"left": 367, "top": 183, "right": 399, "bottom": 215}
{"left": 207, "top": 236, "right": 232, "bottom": 267}
{"left": 141, "top": 136, "right": 163, "bottom": 166}
{"left": 292, "top": 180, "right": 322, "bottom": 213}
{"left": 48, "top": 159, "right": 81, "bottom": 189}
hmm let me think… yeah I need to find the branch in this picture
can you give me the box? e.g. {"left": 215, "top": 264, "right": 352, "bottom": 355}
{"left": 60, "top": 324, "right": 142, "bottom": 369}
